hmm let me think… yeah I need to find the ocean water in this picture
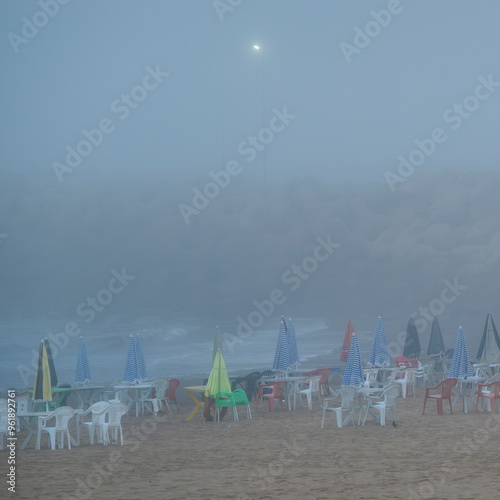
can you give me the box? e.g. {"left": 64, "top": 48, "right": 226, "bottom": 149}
{"left": 0, "top": 315, "right": 377, "bottom": 393}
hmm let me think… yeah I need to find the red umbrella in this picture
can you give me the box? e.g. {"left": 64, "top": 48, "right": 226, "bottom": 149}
{"left": 340, "top": 320, "right": 356, "bottom": 362}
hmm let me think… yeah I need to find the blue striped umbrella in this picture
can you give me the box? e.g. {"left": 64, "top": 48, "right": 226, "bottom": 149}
{"left": 122, "top": 334, "right": 138, "bottom": 383}
{"left": 342, "top": 332, "right": 364, "bottom": 387}
{"left": 287, "top": 318, "right": 300, "bottom": 368}
{"left": 448, "top": 326, "right": 473, "bottom": 379}
{"left": 368, "top": 316, "right": 390, "bottom": 367}
{"left": 273, "top": 317, "right": 290, "bottom": 371}
{"left": 75, "top": 336, "right": 91, "bottom": 384}
{"left": 135, "top": 333, "right": 148, "bottom": 381}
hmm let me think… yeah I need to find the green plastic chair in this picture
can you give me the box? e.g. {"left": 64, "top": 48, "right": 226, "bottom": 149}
{"left": 232, "top": 389, "right": 252, "bottom": 420}
{"left": 214, "top": 391, "right": 236, "bottom": 422}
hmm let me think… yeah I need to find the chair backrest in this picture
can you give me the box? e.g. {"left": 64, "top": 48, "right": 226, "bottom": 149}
{"left": 478, "top": 381, "right": 500, "bottom": 397}
{"left": 340, "top": 388, "right": 356, "bottom": 410}
{"left": 166, "top": 379, "right": 180, "bottom": 400}
{"left": 15, "top": 392, "right": 31, "bottom": 413}
{"left": 46, "top": 406, "right": 75, "bottom": 431}
{"left": 383, "top": 385, "right": 401, "bottom": 405}
{"left": 88, "top": 401, "right": 111, "bottom": 423}
{"left": 154, "top": 379, "right": 169, "bottom": 398}
{"left": 105, "top": 403, "right": 128, "bottom": 426}
{"left": 232, "top": 389, "right": 250, "bottom": 405}
{"left": 309, "top": 376, "right": 322, "bottom": 393}
{"left": 403, "top": 369, "right": 416, "bottom": 383}
{"left": 272, "top": 382, "right": 286, "bottom": 398}
{"left": 441, "top": 378, "right": 458, "bottom": 397}
{"left": 473, "top": 365, "right": 489, "bottom": 380}
{"left": 487, "top": 373, "right": 500, "bottom": 383}
{"left": 364, "top": 370, "right": 378, "bottom": 387}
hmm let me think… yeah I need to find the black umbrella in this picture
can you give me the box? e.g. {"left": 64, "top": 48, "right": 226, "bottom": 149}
{"left": 403, "top": 317, "right": 421, "bottom": 359}
{"left": 427, "top": 316, "right": 445, "bottom": 357}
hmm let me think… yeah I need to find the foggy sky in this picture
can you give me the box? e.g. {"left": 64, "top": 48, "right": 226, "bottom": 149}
{"left": 1, "top": 1, "right": 500, "bottom": 350}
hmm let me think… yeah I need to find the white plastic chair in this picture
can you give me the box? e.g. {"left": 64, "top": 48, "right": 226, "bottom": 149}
{"left": 76, "top": 401, "right": 110, "bottom": 445}
{"left": 298, "top": 376, "right": 322, "bottom": 409}
{"left": 36, "top": 406, "right": 75, "bottom": 450}
{"left": 363, "top": 385, "right": 400, "bottom": 426}
{"left": 393, "top": 369, "right": 416, "bottom": 398}
{"left": 99, "top": 403, "right": 128, "bottom": 446}
{"left": 143, "top": 379, "right": 170, "bottom": 415}
{"left": 363, "top": 369, "right": 379, "bottom": 388}
{"left": 415, "top": 361, "right": 429, "bottom": 388}
{"left": 321, "top": 387, "right": 356, "bottom": 428}
{"left": 473, "top": 364, "right": 489, "bottom": 382}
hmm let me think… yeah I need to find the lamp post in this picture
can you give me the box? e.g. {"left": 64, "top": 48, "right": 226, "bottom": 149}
{"left": 253, "top": 44, "right": 266, "bottom": 184}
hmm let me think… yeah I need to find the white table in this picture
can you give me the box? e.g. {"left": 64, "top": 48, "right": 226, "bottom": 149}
{"left": 69, "top": 385, "right": 105, "bottom": 410}
{"left": 357, "top": 387, "right": 384, "bottom": 425}
{"left": 17, "top": 410, "right": 83, "bottom": 449}
{"left": 112, "top": 383, "right": 153, "bottom": 417}
{"left": 262, "top": 376, "right": 311, "bottom": 410}
{"left": 17, "top": 412, "right": 49, "bottom": 450}
{"left": 452, "top": 377, "right": 483, "bottom": 413}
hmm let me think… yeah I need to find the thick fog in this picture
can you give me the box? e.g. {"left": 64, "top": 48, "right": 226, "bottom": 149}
{"left": 1, "top": 167, "right": 499, "bottom": 340}
{"left": 2, "top": 1, "right": 500, "bottom": 352}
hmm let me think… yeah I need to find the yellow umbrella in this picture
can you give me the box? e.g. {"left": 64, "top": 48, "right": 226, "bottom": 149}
{"left": 33, "top": 340, "right": 52, "bottom": 410}
{"left": 212, "top": 326, "right": 223, "bottom": 364}
{"left": 205, "top": 349, "right": 231, "bottom": 399}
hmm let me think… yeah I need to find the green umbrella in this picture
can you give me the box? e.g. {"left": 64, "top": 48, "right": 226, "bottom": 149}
{"left": 212, "top": 326, "right": 223, "bottom": 364}
{"left": 205, "top": 349, "right": 231, "bottom": 399}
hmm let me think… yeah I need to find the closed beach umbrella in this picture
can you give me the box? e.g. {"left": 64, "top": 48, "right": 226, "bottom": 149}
{"left": 448, "top": 326, "right": 473, "bottom": 379}
{"left": 33, "top": 339, "right": 53, "bottom": 410}
{"left": 122, "top": 334, "right": 138, "bottom": 383}
{"left": 368, "top": 316, "right": 390, "bottom": 367}
{"left": 342, "top": 333, "right": 364, "bottom": 387}
{"left": 340, "top": 320, "right": 355, "bottom": 362}
{"left": 476, "top": 313, "right": 500, "bottom": 364}
{"left": 205, "top": 349, "right": 231, "bottom": 399}
{"left": 135, "top": 333, "right": 148, "bottom": 381}
{"left": 272, "top": 316, "right": 290, "bottom": 371}
{"left": 287, "top": 318, "right": 300, "bottom": 368}
{"left": 75, "top": 336, "right": 91, "bottom": 384}
{"left": 403, "top": 317, "right": 421, "bottom": 359}
{"left": 44, "top": 337, "right": 58, "bottom": 387}
{"left": 427, "top": 315, "right": 445, "bottom": 357}
{"left": 212, "top": 326, "right": 223, "bottom": 364}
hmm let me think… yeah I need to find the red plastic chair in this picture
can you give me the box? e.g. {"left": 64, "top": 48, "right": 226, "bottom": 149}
{"left": 256, "top": 381, "right": 286, "bottom": 412}
{"left": 476, "top": 381, "right": 500, "bottom": 414}
{"left": 304, "top": 368, "right": 331, "bottom": 396}
{"left": 166, "top": 379, "right": 180, "bottom": 412}
{"left": 422, "top": 378, "right": 458, "bottom": 415}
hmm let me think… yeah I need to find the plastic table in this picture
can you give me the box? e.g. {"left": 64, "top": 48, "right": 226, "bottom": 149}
{"left": 184, "top": 386, "right": 207, "bottom": 422}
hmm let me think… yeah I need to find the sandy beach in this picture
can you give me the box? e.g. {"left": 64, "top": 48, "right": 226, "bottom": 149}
{"left": 4, "top": 382, "right": 499, "bottom": 500}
